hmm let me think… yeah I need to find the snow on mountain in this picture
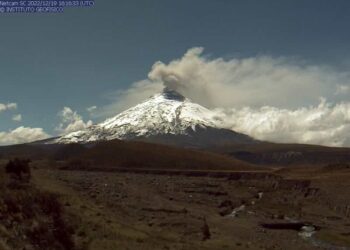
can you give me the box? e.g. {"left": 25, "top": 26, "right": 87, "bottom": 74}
{"left": 54, "top": 88, "right": 222, "bottom": 144}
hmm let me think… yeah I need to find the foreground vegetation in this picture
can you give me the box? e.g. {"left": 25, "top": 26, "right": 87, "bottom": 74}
{"left": 0, "top": 149, "right": 349, "bottom": 250}
{"left": 0, "top": 160, "right": 76, "bottom": 250}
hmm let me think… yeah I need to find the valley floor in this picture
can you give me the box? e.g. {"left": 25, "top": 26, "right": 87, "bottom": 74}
{"left": 30, "top": 166, "right": 350, "bottom": 250}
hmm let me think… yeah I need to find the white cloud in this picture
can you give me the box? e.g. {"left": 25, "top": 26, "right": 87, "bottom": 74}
{"left": 0, "top": 102, "right": 17, "bottom": 112}
{"left": 7, "top": 103, "right": 17, "bottom": 110}
{"left": 56, "top": 107, "right": 93, "bottom": 134}
{"left": 100, "top": 47, "right": 350, "bottom": 147}
{"left": 0, "top": 104, "right": 7, "bottom": 112}
{"left": 0, "top": 126, "right": 50, "bottom": 146}
{"left": 87, "top": 105, "right": 97, "bottom": 112}
{"left": 12, "top": 114, "right": 22, "bottom": 122}
{"left": 86, "top": 105, "right": 97, "bottom": 115}
{"left": 214, "top": 99, "right": 350, "bottom": 147}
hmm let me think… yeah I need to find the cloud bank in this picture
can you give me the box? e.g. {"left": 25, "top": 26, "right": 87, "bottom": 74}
{"left": 104, "top": 47, "right": 350, "bottom": 147}
{"left": 0, "top": 106, "right": 94, "bottom": 145}
{"left": 0, "top": 101, "right": 50, "bottom": 145}
{"left": 214, "top": 99, "right": 350, "bottom": 147}
{"left": 0, "top": 126, "right": 49, "bottom": 146}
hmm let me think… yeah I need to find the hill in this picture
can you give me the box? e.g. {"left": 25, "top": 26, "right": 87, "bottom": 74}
{"left": 0, "top": 139, "right": 256, "bottom": 171}
{"left": 210, "top": 142, "right": 350, "bottom": 166}
{"left": 59, "top": 140, "right": 256, "bottom": 171}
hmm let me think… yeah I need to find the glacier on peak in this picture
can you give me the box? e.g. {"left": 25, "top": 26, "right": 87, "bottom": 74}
{"left": 54, "top": 88, "right": 222, "bottom": 144}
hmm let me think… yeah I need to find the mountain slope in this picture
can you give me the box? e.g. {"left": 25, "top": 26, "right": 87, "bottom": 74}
{"left": 54, "top": 89, "right": 256, "bottom": 147}
{"left": 210, "top": 142, "right": 350, "bottom": 165}
{"left": 60, "top": 139, "right": 257, "bottom": 171}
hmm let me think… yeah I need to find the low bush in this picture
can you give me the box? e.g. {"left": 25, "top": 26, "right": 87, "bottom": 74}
{"left": 5, "top": 158, "right": 31, "bottom": 181}
{"left": 0, "top": 170, "right": 76, "bottom": 250}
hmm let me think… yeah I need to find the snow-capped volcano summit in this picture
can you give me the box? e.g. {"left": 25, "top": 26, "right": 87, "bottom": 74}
{"left": 54, "top": 88, "right": 255, "bottom": 147}
{"left": 98, "top": 88, "right": 218, "bottom": 135}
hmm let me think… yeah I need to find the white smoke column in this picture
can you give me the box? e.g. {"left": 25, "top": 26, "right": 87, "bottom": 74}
{"left": 148, "top": 48, "right": 214, "bottom": 106}
{"left": 148, "top": 47, "right": 350, "bottom": 109}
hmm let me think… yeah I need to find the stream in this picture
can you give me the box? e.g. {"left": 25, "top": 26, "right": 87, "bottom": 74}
{"left": 226, "top": 191, "right": 350, "bottom": 250}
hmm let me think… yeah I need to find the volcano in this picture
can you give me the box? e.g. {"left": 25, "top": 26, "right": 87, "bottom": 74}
{"left": 54, "top": 88, "right": 256, "bottom": 148}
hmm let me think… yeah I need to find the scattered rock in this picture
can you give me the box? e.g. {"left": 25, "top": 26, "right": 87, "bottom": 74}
{"left": 227, "top": 205, "right": 246, "bottom": 218}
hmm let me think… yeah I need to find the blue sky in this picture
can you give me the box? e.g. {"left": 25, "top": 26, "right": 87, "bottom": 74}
{"left": 1, "top": 0, "right": 350, "bottom": 146}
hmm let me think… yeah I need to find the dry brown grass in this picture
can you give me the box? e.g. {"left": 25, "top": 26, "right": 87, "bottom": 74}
{"left": 0, "top": 164, "right": 77, "bottom": 250}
